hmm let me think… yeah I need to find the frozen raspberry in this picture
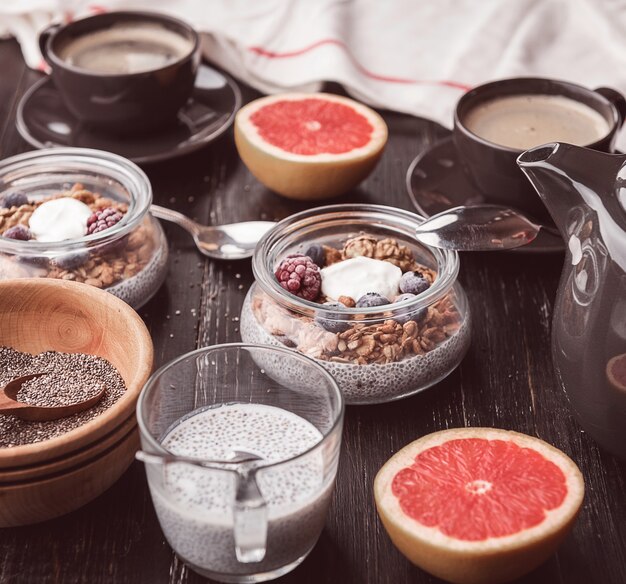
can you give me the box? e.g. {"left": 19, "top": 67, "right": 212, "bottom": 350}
{"left": 1, "top": 191, "right": 28, "bottom": 209}
{"left": 304, "top": 244, "right": 326, "bottom": 268}
{"left": 355, "top": 292, "right": 390, "bottom": 308}
{"left": 87, "top": 207, "right": 124, "bottom": 235}
{"left": 274, "top": 254, "right": 321, "bottom": 301}
{"left": 399, "top": 270, "right": 430, "bottom": 295}
{"left": 3, "top": 224, "right": 32, "bottom": 240}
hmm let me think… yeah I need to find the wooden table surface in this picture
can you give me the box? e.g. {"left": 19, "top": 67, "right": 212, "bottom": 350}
{"left": 0, "top": 39, "right": 625, "bottom": 584}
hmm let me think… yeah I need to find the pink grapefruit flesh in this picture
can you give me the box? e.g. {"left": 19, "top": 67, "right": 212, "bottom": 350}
{"left": 234, "top": 93, "right": 388, "bottom": 200}
{"left": 374, "top": 428, "right": 584, "bottom": 584}
{"left": 249, "top": 98, "right": 375, "bottom": 155}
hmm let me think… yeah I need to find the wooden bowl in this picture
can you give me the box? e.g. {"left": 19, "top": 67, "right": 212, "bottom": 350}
{"left": 0, "top": 278, "right": 153, "bottom": 468}
{"left": 0, "top": 419, "right": 139, "bottom": 526}
{"left": 0, "top": 414, "right": 136, "bottom": 483}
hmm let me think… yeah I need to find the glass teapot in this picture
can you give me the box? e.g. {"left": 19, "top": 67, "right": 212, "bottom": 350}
{"left": 518, "top": 143, "right": 626, "bottom": 459}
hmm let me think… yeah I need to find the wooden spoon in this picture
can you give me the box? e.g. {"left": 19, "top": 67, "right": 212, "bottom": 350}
{"left": 0, "top": 373, "right": 106, "bottom": 422}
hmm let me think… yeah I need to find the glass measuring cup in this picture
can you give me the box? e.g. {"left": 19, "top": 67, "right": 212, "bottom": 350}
{"left": 136, "top": 343, "right": 344, "bottom": 583}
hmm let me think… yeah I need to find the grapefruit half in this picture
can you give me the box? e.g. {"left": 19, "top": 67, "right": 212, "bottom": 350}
{"left": 374, "top": 428, "right": 584, "bottom": 584}
{"left": 234, "top": 93, "right": 388, "bottom": 200}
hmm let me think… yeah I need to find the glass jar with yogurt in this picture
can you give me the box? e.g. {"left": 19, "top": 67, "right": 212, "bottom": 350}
{"left": 0, "top": 148, "right": 168, "bottom": 309}
{"left": 240, "top": 204, "right": 471, "bottom": 405}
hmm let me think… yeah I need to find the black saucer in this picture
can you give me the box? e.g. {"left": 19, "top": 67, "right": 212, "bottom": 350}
{"left": 406, "top": 136, "right": 564, "bottom": 253}
{"left": 16, "top": 64, "right": 242, "bottom": 164}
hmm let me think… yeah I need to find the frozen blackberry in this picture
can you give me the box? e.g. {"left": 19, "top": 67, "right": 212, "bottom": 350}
{"left": 399, "top": 270, "right": 430, "bottom": 295}
{"left": 87, "top": 207, "right": 124, "bottom": 235}
{"left": 304, "top": 244, "right": 325, "bottom": 268}
{"left": 1, "top": 191, "right": 28, "bottom": 209}
{"left": 355, "top": 292, "right": 390, "bottom": 308}
{"left": 52, "top": 251, "right": 90, "bottom": 270}
{"left": 315, "top": 302, "right": 350, "bottom": 334}
{"left": 274, "top": 254, "right": 321, "bottom": 301}
{"left": 3, "top": 224, "right": 32, "bottom": 240}
{"left": 393, "top": 293, "right": 426, "bottom": 324}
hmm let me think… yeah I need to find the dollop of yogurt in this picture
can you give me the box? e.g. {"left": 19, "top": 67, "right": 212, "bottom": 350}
{"left": 29, "top": 198, "right": 92, "bottom": 242}
{"left": 320, "top": 256, "right": 402, "bottom": 301}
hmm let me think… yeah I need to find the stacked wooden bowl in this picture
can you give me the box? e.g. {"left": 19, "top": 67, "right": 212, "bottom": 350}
{"left": 0, "top": 279, "right": 154, "bottom": 526}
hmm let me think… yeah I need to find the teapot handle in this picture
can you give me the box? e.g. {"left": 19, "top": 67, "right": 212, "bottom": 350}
{"left": 595, "top": 87, "right": 626, "bottom": 127}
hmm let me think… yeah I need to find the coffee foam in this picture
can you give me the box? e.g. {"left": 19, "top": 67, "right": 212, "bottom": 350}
{"left": 57, "top": 23, "right": 193, "bottom": 74}
{"left": 464, "top": 94, "right": 610, "bottom": 150}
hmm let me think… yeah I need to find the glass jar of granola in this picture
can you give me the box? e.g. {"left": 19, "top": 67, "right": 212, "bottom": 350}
{"left": 240, "top": 204, "right": 471, "bottom": 404}
{"left": 0, "top": 148, "right": 168, "bottom": 309}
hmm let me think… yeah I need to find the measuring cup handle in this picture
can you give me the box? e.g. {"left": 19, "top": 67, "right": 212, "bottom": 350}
{"left": 233, "top": 468, "right": 268, "bottom": 563}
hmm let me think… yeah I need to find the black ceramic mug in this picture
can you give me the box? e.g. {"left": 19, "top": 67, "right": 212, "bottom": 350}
{"left": 453, "top": 77, "right": 626, "bottom": 219}
{"left": 39, "top": 11, "right": 201, "bottom": 134}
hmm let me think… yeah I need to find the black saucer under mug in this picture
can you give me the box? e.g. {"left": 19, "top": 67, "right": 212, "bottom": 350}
{"left": 17, "top": 64, "right": 242, "bottom": 164}
{"left": 405, "top": 135, "right": 564, "bottom": 253}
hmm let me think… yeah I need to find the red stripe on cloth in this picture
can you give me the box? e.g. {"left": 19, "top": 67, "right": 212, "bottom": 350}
{"left": 88, "top": 5, "right": 109, "bottom": 14}
{"left": 248, "top": 38, "right": 471, "bottom": 91}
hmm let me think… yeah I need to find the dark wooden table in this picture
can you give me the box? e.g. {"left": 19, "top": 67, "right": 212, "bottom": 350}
{"left": 0, "top": 38, "right": 625, "bottom": 584}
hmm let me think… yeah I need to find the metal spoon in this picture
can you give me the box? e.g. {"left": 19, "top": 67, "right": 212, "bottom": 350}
{"left": 414, "top": 204, "right": 556, "bottom": 251}
{"left": 136, "top": 449, "right": 264, "bottom": 468}
{"left": 0, "top": 373, "right": 106, "bottom": 422}
{"left": 150, "top": 205, "right": 276, "bottom": 260}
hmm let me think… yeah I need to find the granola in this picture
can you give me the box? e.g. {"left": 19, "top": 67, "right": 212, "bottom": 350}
{"left": 252, "top": 234, "right": 462, "bottom": 366}
{"left": 0, "top": 183, "right": 157, "bottom": 290}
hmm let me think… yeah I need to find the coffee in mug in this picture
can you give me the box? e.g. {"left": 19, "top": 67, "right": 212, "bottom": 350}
{"left": 464, "top": 94, "right": 611, "bottom": 150}
{"left": 57, "top": 23, "right": 194, "bottom": 75}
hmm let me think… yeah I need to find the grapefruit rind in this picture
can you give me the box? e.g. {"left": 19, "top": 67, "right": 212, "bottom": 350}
{"left": 234, "top": 93, "right": 388, "bottom": 200}
{"left": 374, "top": 428, "right": 584, "bottom": 584}
{"left": 606, "top": 353, "right": 626, "bottom": 392}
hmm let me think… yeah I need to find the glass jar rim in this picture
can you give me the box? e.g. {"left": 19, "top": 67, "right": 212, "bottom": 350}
{"left": 136, "top": 343, "right": 345, "bottom": 473}
{"left": 252, "top": 203, "right": 460, "bottom": 319}
{"left": 0, "top": 147, "right": 152, "bottom": 254}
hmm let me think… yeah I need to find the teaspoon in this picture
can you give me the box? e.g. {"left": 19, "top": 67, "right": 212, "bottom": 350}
{"left": 0, "top": 373, "right": 106, "bottom": 422}
{"left": 150, "top": 205, "right": 276, "bottom": 260}
{"left": 414, "top": 204, "right": 556, "bottom": 251}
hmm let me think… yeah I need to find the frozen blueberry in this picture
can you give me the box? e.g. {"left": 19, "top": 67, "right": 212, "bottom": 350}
{"left": 315, "top": 302, "right": 350, "bottom": 334}
{"left": 52, "top": 251, "right": 90, "bottom": 271}
{"left": 355, "top": 292, "right": 390, "bottom": 308}
{"left": 304, "top": 244, "right": 326, "bottom": 268}
{"left": 18, "top": 255, "right": 49, "bottom": 268}
{"left": 1, "top": 191, "right": 28, "bottom": 209}
{"left": 399, "top": 270, "right": 431, "bottom": 295}
{"left": 2, "top": 224, "right": 32, "bottom": 240}
{"left": 393, "top": 293, "right": 426, "bottom": 324}
{"left": 274, "top": 334, "right": 296, "bottom": 348}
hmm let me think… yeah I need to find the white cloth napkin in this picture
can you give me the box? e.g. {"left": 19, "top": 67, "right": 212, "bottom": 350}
{"left": 2, "top": 0, "right": 626, "bottom": 147}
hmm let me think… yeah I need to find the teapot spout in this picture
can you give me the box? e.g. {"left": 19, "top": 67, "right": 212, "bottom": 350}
{"left": 517, "top": 142, "right": 624, "bottom": 234}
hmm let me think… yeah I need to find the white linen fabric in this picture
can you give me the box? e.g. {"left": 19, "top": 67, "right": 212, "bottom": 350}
{"left": 2, "top": 0, "right": 626, "bottom": 146}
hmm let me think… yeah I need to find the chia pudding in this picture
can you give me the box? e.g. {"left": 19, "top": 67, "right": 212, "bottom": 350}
{"left": 241, "top": 205, "right": 471, "bottom": 405}
{"left": 147, "top": 403, "right": 333, "bottom": 581}
{"left": 0, "top": 149, "right": 169, "bottom": 309}
{"left": 0, "top": 346, "right": 127, "bottom": 447}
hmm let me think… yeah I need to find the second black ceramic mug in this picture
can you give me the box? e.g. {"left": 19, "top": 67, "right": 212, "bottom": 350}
{"left": 39, "top": 11, "right": 201, "bottom": 134}
{"left": 453, "top": 77, "right": 626, "bottom": 220}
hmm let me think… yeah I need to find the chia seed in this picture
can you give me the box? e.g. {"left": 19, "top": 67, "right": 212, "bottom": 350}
{"left": 0, "top": 347, "right": 127, "bottom": 447}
